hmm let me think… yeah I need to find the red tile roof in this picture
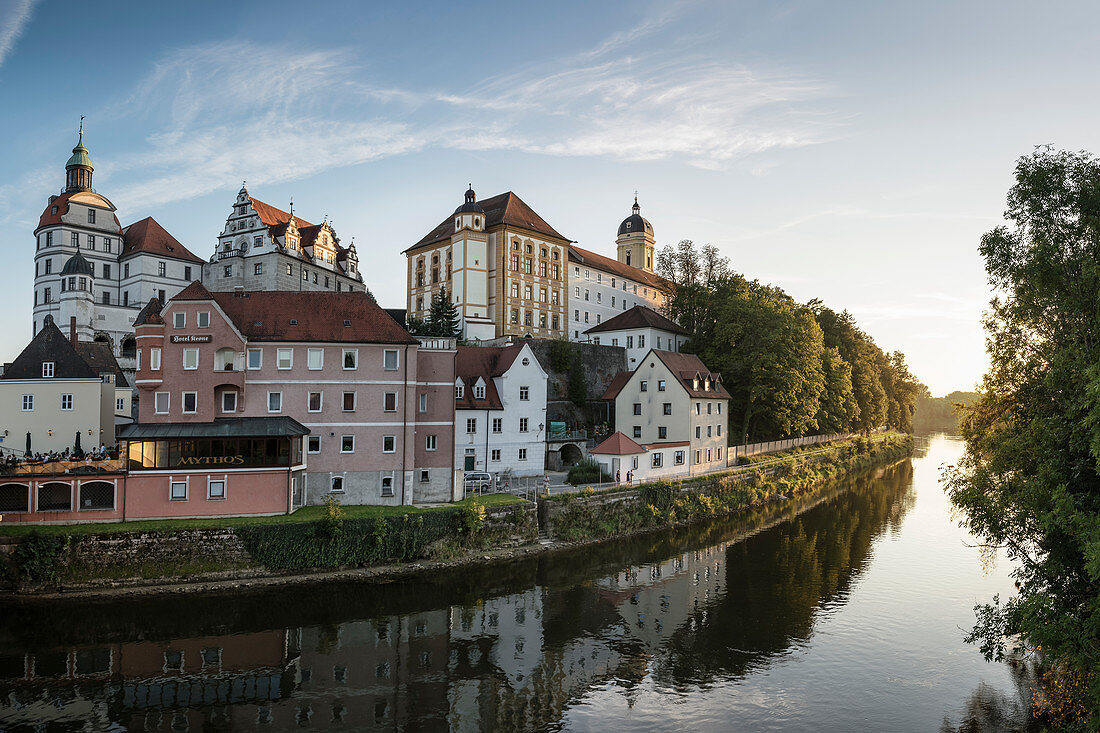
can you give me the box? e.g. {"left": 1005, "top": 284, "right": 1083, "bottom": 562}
{"left": 169, "top": 282, "right": 417, "bottom": 344}
{"left": 408, "top": 192, "right": 570, "bottom": 252}
{"left": 601, "top": 371, "right": 633, "bottom": 400}
{"left": 590, "top": 431, "right": 647, "bottom": 455}
{"left": 37, "top": 191, "right": 122, "bottom": 231}
{"left": 569, "top": 245, "right": 673, "bottom": 293}
{"left": 454, "top": 345, "right": 525, "bottom": 410}
{"left": 249, "top": 197, "right": 314, "bottom": 229}
{"left": 121, "top": 217, "right": 205, "bottom": 264}
{"left": 651, "top": 350, "right": 732, "bottom": 399}
{"left": 584, "top": 305, "right": 688, "bottom": 336}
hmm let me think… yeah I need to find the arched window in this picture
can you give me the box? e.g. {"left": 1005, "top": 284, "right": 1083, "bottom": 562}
{"left": 0, "top": 484, "right": 29, "bottom": 512}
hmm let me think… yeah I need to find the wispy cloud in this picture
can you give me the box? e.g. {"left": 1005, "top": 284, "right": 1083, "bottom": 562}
{"left": 0, "top": 0, "right": 37, "bottom": 68}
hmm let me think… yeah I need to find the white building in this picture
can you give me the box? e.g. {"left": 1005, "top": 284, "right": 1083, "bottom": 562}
{"left": 566, "top": 198, "right": 673, "bottom": 340}
{"left": 0, "top": 316, "right": 132, "bottom": 455}
{"left": 454, "top": 343, "right": 548, "bottom": 477}
{"left": 31, "top": 126, "right": 204, "bottom": 376}
{"left": 600, "top": 349, "right": 730, "bottom": 478}
{"left": 583, "top": 305, "right": 690, "bottom": 369}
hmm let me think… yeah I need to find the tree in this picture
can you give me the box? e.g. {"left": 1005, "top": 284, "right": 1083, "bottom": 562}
{"left": 568, "top": 357, "right": 587, "bottom": 408}
{"left": 816, "top": 347, "right": 858, "bottom": 432}
{"left": 427, "top": 285, "right": 461, "bottom": 338}
{"left": 946, "top": 147, "right": 1100, "bottom": 729}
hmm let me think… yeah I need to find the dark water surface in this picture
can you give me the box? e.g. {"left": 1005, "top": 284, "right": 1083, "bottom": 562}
{"left": 0, "top": 435, "right": 1035, "bottom": 731}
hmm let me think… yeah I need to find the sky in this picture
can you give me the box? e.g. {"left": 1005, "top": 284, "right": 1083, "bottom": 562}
{"left": 1, "top": 0, "right": 1098, "bottom": 396}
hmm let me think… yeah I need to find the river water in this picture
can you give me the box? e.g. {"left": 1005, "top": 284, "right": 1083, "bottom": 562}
{"left": 0, "top": 435, "right": 1037, "bottom": 732}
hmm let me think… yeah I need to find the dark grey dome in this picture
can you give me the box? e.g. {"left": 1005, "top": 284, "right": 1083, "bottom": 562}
{"left": 617, "top": 198, "right": 652, "bottom": 236}
{"left": 454, "top": 185, "right": 484, "bottom": 214}
{"left": 61, "top": 251, "right": 94, "bottom": 277}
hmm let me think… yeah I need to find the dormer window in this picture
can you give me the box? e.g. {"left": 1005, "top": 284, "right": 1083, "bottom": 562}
{"left": 474, "top": 384, "right": 485, "bottom": 399}
{"left": 42, "top": 361, "right": 55, "bottom": 378}
{"left": 474, "top": 217, "right": 480, "bottom": 227}
{"left": 455, "top": 381, "right": 465, "bottom": 399}
{"left": 693, "top": 377, "right": 700, "bottom": 390}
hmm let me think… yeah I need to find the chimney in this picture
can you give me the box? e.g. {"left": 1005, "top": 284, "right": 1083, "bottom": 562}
{"left": 69, "top": 316, "right": 77, "bottom": 346}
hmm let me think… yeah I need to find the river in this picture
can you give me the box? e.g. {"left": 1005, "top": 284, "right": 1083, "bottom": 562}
{"left": 0, "top": 435, "right": 1037, "bottom": 732}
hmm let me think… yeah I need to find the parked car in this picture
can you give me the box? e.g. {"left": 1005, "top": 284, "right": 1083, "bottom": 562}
{"left": 463, "top": 471, "right": 494, "bottom": 493}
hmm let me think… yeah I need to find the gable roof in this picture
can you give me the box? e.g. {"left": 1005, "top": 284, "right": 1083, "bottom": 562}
{"left": 590, "top": 431, "right": 647, "bottom": 456}
{"left": 650, "top": 350, "right": 732, "bottom": 399}
{"left": 0, "top": 320, "right": 98, "bottom": 381}
{"left": 121, "top": 217, "right": 205, "bottom": 264}
{"left": 167, "top": 283, "right": 417, "bottom": 345}
{"left": 133, "top": 296, "right": 164, "bottom": 326}
{"left": 248, "top": 197, "right": 314, "bottom": 229}
{"left": 584, "top": 305, "right": 688, "bottom": 336}
{"left": 568, "top": 245, "right": 673, "bottom": 293}
{"left": 601, "top": 371, "right": 633, "bottom": 400}
{"left": 408, "top": 191, "right": 570, "bottom": 252}
{"left": 75, "top": 341, "right": 130, "bottom": 388}
{"left": 454, "top": 345, "right": 526, "bottom": 410}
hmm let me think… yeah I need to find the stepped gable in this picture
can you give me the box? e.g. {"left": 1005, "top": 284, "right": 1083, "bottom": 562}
{"left": 121, "top": 217, "right": 204, "bottom": 263}
{"left": 568, "top": 245, "right": 673, "bottom": 293}
{"left": 584, "top": 304, "right": 688, "bottom": 335}
{"left": 408, "top": 191, "right": 570, "bottom": 251}
{"left": 0, "top": 319, "right": 97, "bottom": 380}
{"left": 454, "top": 345, "right": 525, "bottom": 410}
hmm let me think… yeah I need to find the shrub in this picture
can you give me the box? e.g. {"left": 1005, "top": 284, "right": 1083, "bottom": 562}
{"left": 566, "top": 459, "right": 612, "bottom": 485}
{"left": 12, "top": 531, "right": 70, "bottom": 584}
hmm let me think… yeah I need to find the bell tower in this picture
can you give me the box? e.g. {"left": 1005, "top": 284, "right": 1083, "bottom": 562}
{"left": 450, "top": 185, "right": 494, "bottom": 340}
{"left": 615, "top": 195, "right": 656, "bottom": 272}
{"left": 65, "top": 119, "right": 94, "bottom": 193}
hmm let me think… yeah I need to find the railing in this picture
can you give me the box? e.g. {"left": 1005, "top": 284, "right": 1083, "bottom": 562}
{"left": 0, "top": 459, "right": 125, "bottom": 477}
{"left": 726, "top": 433, "right": 853, "bottom": 466}
{"left": 216, "top": 249, "right": 244, "bottom": 260}
{"left": 547, "top": 429, "right": 587, "bottom": 442}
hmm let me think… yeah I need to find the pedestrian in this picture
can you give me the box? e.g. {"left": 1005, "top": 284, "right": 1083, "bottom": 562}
{"left": 616, "top": 469, "right": 621, "bottom": 483}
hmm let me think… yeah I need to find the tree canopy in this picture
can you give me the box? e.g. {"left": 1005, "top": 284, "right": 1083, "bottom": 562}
{"left": 408, "top": 286, "right": 461, "bottom": 338}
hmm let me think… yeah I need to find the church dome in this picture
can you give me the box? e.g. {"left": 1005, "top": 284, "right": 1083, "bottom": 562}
{"left": 454, "top": 185, "right": 484, "bottom": 214}
{"left": 617, "top": 196, "right": 652, "bottom": 236}
{"left": 61, "top": 251, "right": 94, "bottom": 277}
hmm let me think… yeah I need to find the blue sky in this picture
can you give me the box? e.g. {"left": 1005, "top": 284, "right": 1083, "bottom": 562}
{"left": 2, "top": 0, "right": 1098, "bottom": 395}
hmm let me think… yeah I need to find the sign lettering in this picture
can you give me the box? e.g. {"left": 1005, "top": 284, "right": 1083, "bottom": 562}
{"left": 179, "top": 455, "right": 246, "bottom": 466}
{"left": 171, "top": 335, "right": 212, "bottom": 344}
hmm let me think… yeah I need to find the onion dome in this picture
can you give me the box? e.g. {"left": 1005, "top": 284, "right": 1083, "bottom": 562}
{"left": 617, "top": 195, "right": 653, "bottom": 236}
{"left": 454, "top": 185, "right": 484, "bottom": 214}
{"left": 66, "top": 129, "right": 93, "bottom": 171}
{"left": 61, "top": 251, "right": 94, "bottom": 277}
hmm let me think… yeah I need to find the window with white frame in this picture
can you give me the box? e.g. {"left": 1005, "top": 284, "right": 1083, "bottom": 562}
{"left": 383, "top": 392, "right": 397, "bottom": 412}
{"left": 466, "top": 418, "right": 477, "bottom": 434}
{"left": 491, "top": 449, "right": 501, "bottom": 461}
{"left": 208, "top": 480, "right": 226, "bottom": 500}
{"left": 183, "top": 392, "right": 197, "bottom": 413}
{"left": 277, "top": 348, "right": 293, "bottom": 369}
{"left": 21, "top": 394, "right": 33, "bottom": 411}
{"left": 268, "top": 392, "right": 282, "bottom": 412}
{"left": 330, "top": 476, "right": 344, "bottom": 493}
{"left": 383, "top": 349, "right": 398, "bottom": 371}
{"left": 382, "top": 436, "right": 396, "bottom": 453}
{"left": 381, "top": 473, "right": 395, "bottom": 497}
{"left": 663, "top": 403, "right": 672, "bottom": 415}
{"left": 420, "top": 469, "right": 430, "bottom": 483}
{"left": 342, "top": 349, "right": 358, "bottom": 369}
{"left": 492, "top": 418, "right": 502, "bottom": 433}
{"left": 652, "top": 452, "right": 663, "bottom": 468}
{"left": 675, "top": 450, "right": 685, "bottom": 465}
{"left": 307, "top": 436, "right": 321, "bottom": 453}
{"left": 42, "top": 361, "right": 54, "bottom": 378}
{"left": 247, "top": 349, "right": 262, "bottom": 369}
{"left": 342, "top": 391, "right": 356, "bottom": 412}
{"left": 116, "top": 397, "right": 125, "bottom": 411}
{"left": 341, "top": 435, "right": 355, "bottom": 453}
{"left": 170, "top": 481, "right": 187, "bottom": 501}
{"left": 519, "top": 386, "right": 529, "bottom": 401}
{"left": 639, "top": 380, "right": 647, "bottom": 392}
{"left": 455, "top": 382, "right": 465, "bottom": 399}
{"left": 307, "top": 348, "right": 324, "bottom": 370}
{"left": 221, "top": 391, "right": 237, "bottom": 413}
{"left": 60, "top": 394, "right": 73, "bottom": 411}
{"left": 633, "top": 426, "right": 642, "bottom": 438}
{"left": 658, "top": 380, "right": 666, "bottom": 391}
{"left": 197, "top": 312, "right": 210, "bottom": 328}
{"left": 426, "top": 435, "right": 437, "bottom": 451}
{"left": 474, "top": 383, "right": 485, "bottom": 399}
{"left": 183, "top": 348, "right": 199, "bottom": 370}
{"left": 419, "top": 394, "right": 427, "bottom": 412}
{"left": 518, "top": 448, "right": 528, "bottom": 461}
{"left": 154, "top": 392, "right": 169, "bottom": 414}
{"left": 173, "top": 312, "right": 185, "bottom": 328}
{"left": 519, "top": 418, "right": 528, "bottom": 432}
{"left": 633, "top": 403, "right": 642, "bottom": 415}
{"left": 308, "top": 392, "right": 322, "bottom": 412}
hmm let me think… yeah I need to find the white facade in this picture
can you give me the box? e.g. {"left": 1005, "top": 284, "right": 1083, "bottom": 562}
{"left": 588, "top": 323, "right": 687, "bottom": 370}
{"left": 566, "top": 259, "right": 669, "bottom": 339}
{"left": 454, "top": 343, "right": 548, "bottom": 477}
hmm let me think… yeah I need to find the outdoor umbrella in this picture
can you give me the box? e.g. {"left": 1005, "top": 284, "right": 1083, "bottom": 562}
{"left": 74, "top": 431, "right": 82, "bottom": 456}
{"left": 25, "top": 432, "right": 30, "bottom": 455}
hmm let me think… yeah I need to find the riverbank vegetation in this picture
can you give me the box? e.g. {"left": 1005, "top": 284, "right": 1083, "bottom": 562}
{"left": 657, "top": 243, "right": 922, "bottom": 443}
{"left": 946, "top": 146, "right": 1100, "bottom": 730}
{"left": 913, "top": 389, "right": 979, "bottom": 433}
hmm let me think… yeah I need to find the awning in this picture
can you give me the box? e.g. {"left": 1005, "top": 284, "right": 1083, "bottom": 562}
{"left": 118, "top": 416, "right": 310, "bottom": 439}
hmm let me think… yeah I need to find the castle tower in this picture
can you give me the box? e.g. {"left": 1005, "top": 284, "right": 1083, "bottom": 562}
{"left": 615, "top": 195, "right": 656, "bottom": 272}
{"left": 65, "top": 121, "right": 94, "bottom": 193}
{"left": 57, "top": 249, "right": 96, "bottom": 343}
{"left": 450, "top": 186, "right": 495, "bottom": 340}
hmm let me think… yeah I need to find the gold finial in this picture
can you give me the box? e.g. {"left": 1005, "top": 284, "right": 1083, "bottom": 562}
{"left": 79, "top": 115, "right": 84, "bottom": 135}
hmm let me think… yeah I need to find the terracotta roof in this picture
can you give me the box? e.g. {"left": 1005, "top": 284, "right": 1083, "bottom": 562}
{"left": 37, "top": 191, "right": 122, "bottom": 231}
{"left": 454, "top": 345, "right": 525, "bottom": 410}
{"left": 643, "top": 440, "right": 690, "bottom": 449}
{"left": 248, "top": 197, "right": 314, "bottom": 229}
{"left": 650, "top": 350, "right": 732, "bottom": 399}
{"left": 75, "top": 341, "right": 130, "bottom": 388}
{"left": 121, "top": 217, "right": 205, "bottom": 264}
{"left": 407, "top": 191, "right": 570, "bottom": 252}
{"left": 0, "top": 320, "right": 98, "bottom": 381}
{"left": 568, "top": 245, "right": 674, "bottom": 293}
{"left": 133, "top": 297, "right": 163, "bottom": 326}
{"left": 584, "top": 305, "right": 688, "bottom": 336}
{"left": 601, "top": 371, "right": 633, "bottom": 400}
{"left": 167, "top": 284, "right": 417, "bottom": 344}
{"left": 590, "top": 431, "right": 647, "bottom": 455}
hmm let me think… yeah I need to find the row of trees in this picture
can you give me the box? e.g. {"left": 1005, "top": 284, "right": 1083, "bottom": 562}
{"left": 658, "top": 240, "right": 922, "bottom": 444}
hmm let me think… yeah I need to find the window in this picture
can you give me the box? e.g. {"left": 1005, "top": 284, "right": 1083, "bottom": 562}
{"left": 717, "top": 424, "right": 723, "bottom": 436}
{"left": 466, "top": 418, "right": 477, "bottom": 434}
{"left": 455, "top": 382, "right": 465, "bottom": 399}
{"left": 267, "top": 392, "right": 282, "bottom": 412}
{"left": 331, "top": 476, "right": 344, "bottom": 493}
{"left": 627, "top": 336, "right": 634, "bottom": 348}
{"left": 383, "top": 392, "right": 397, "bottom": 412}
{"left": 59, "top": 393, "right": 74, "bottom": 411}
{"left": 696, "top": 426, "right": 702, "bottom": 438}
{"left": 474, "top": 384, "right": 485, "bottom": 399}
{"left": 208, "top": 480, "right": 226, "bottom": 500}
{"left": 253, "top": 236, "right": 262, "bottom": 248}
{"left": 277, "top": 348, "right": 293, "bottom": 369}
{"left": 658, "top": 380, "right": 666, "bottom": 391}
{"left": 158, "top": 262, "right": 167, "bottom": 277}
{"left": 381, "top": 474, "right": 394, "bottom": 497}
{"left": 102, "top": 263, "right": 111, "bottom": 279}
{"left": 632, "top": 403, "right": 643, "bottom": 416}
{"left": 707, "top": 425, "right": 713, "bottom": 437}
{"left": 491, "top": 449, "right": 501, "bottom": 461}
{"left": 658, "top": 426, "right": 667, "bottom": 439}
{"left": 183, "top": 392, "right": 197, "bottom": 413}
{"left": 45, "top": 259, "right": 52, "bottom": 274}
{"left": 640, "top": 380, "right": 648, "bottom": 392}
{"left": 254, "top": 262, "right": 263, "bottom": 276}
{"left": 426, "top": 435, "right": 437, "bottom": 451}
{"left": 638, "top": 335, "right": 645, "bottom": 348}
{"left": 652, "top": 452, "right": 663, "bottom": 468}
{"left": 247, "top": 349, "right": 262, "bottom": 369}
{"left": 519, "top": 418, "right": 528, "bottom": 432}
{"left": 419, "top": 394, "right": 427, "bottom": 412}
{"left": 382, "top": 436, "right": 396, "bottom": 453}
{"left": 224, "top": 265, "right": 232, "bottom": 278}
{"left": 519, "top": 386, "right": 530, "bottom": 401}
{"left": 21, "top": 394, "right": 33, "bottom": 411}
{"left": 173, "top": 311, "right": 186, "bottom": 329}
{"left": 633, "top": 426, "right": 642, "bottom": 438}
{"left": 675, "top": 450, "right": 685, "bottom": 465}
{"left": 419, "top": 469, "right": 430, "bottom": 484}
{"left": 286, "top": 264, "right": 293, "bottom": 276}
{"left": 343, "top": 349, "right": 357, "bottom": 369}
{"left": 308, "top": 392, "right": 322, "bottom": 412}
{"left": 221, "top": 391, "right": 237, "bottom": 412}
{"left": 718, "top": 403, "right": 723, "bottom": 414}
{"left": 183, "top": 348, "right": 199, "bottom": 370}
{"left": 104, "top": 237, "right": 112, "bottom": 253}
{"left": 155, "top": 392, "right": 169, "bottom": 414}
{"left": 663, "top": 403, "right": 672, "bottom": 415}
{"left": 170, "top": 481, "right": 187, "bottom": 501}
{"left": 197, "top": 311, "right": 210, "bottom": 328}
{"left": 708, "top": 403, "right": 713, "bottom": 414}
{"left": 341, "top": 436, "right": 355, "bottom": 453}
{"left": 384, "top": 350, "right": 398, "bottom": 370}
{"left": 307, "top": 436, "right": 321, "bottom": 453}
{"left": 492, "top": 418, "right": 502, "bottom": 433}
{"left": 71, "top": 232, "right": 78, "bottom": 247}
{"left": 117, "top": 397, "right": 125, "bottom": 411}
{"left": 519, "top": 448, "right": 528, "bottom": 461}
{"left": 42, "top": 361, "right": 54, "bottom": 378}
{"left": 307, "top": 348, "right": 324, "bottom": 370}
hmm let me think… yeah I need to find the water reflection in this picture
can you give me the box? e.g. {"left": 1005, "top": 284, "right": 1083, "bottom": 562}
{"left": 0, "top": 445, "right": 1030, "bottom": 731}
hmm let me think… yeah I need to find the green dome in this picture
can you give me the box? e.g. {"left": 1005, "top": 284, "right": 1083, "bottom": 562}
{"left": 66, "top": 131, "right": 93, "bottom": 170}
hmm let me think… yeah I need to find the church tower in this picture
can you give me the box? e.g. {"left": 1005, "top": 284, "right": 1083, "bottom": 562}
{"left": 615, "top": 195, "right": 655, "bottom": 272}
{"left": 450, "top": 186, "right": 495, "bottom": 340}
{"left": 65, "top": 122, "right": 94, "bottom": 193}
